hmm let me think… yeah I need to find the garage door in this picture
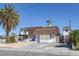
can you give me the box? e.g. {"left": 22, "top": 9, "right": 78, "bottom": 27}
{"left": 40, "top": 35, "right": 49, "bottom": 40}
{"left": 36, "top": 35, "right": 57, "bottom": 43}
{"left": 40, "top": 35, "right": 50, "bottom": 42}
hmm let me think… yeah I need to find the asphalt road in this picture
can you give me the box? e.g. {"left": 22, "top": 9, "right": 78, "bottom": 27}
{"left": 0, "top": 49, "right": 78, "bottom": 56}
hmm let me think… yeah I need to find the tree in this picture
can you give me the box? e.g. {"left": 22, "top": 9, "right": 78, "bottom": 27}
{"left": 63, "top": 26, "right": 71, "bottom": 31}
{"left": 0, "top": 4, "right": 19, "bottom": 42}
{"left": 46, "top": 20, "right": 52, "bottom": 27}
{"left": 69, "top": 30, "right": 79, "bottom": 47}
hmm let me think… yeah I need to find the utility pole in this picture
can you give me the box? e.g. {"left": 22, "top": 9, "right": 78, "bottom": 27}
{"left": 69, "top": 19, "right": 71, "bottom": 30}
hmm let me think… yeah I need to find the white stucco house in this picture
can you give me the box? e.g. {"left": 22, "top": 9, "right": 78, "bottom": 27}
{"left": 63, "top": 26, "right": 71, "bottom": 42}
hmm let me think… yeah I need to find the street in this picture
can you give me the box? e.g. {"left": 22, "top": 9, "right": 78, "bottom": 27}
{"left": 0, "top": 49, "right": 72, "bottom": 56}
{"left": 0, "top": 50, "right": 52, "bottom": 56}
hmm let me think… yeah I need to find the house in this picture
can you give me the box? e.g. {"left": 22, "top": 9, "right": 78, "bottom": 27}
{"left": 19, "top": 27, "right": 29, "bottom": 39}
{"left": 19, "top": 26, "right": 60, "bottom": 43}
{"left": 28, "top": 26, "right": 60, "bottom": 43}
{"left": 63, "top": 26, "right": 71, "bottom": 42}
{"left": 19, "top": 19, "right": 60, "bottom": 43}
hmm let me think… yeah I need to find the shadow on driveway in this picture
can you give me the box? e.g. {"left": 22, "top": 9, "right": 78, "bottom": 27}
{"left": 55, "top": 43, "right": 72, "bottom": 50}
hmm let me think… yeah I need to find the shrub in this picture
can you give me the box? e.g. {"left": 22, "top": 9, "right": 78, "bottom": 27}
{"left": 69, "top": 30, "right": 79, "bottom": 47}
{"left": 5, "top": 36, "right": 16, "bottom": 43}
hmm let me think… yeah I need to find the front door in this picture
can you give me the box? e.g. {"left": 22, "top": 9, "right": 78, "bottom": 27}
{"left": 32, "top": 35, "right": 36, "bottom": 41}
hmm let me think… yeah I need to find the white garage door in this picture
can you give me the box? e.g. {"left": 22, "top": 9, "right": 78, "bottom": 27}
{"left": 36, "top": 35, "right": 57, "bottom": 43}
{"left": 40, "top": 35, "right": 50, "bottom": 42}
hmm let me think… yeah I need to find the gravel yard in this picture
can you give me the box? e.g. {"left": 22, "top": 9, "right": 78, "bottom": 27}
{"left": 0, "top": 41, "right": 35, "bottom": 48}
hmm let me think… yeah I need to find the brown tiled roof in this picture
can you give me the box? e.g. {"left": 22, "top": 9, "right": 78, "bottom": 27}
{"left": 28, "top": 27, "right": 60, "bottom": 36}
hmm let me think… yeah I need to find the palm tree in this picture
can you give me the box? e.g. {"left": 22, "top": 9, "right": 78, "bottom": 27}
{"left": 0, "top": 4, "right": 19, "bottom": 41}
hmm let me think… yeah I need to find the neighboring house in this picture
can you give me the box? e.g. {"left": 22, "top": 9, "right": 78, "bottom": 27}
{"left": 28, "top": 27, "right": 60, "bottom": 43}
{"left": 63, "top": 26, "right": 71, "bottom": 42}
{"left": 19, "top": 27, "right": 29, "bottom": 39}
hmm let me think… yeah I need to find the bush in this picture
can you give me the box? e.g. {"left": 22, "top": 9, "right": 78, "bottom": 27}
{"left": 69, "top": 30, "right": 79, "bottom": 47}
{"left": 5, "top": 36, "right": 16, "bottom": 43}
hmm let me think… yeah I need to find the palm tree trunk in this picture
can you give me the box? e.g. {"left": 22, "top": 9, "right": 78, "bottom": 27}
{"left": 5, "top": 31, "right": 10, "bottom": 43}
{"left": 6, "top": 18, "right": 9, "bottom": 37}
{"left": 6, "top": 31, "right": 9, "bottom": 37}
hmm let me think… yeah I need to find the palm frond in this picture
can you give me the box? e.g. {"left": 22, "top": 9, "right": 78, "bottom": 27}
{"left": 0, "top": 4, "right": 19, "bottom": 36}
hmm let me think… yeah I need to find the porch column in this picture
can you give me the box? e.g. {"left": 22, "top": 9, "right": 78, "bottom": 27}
{"left": 36, "top": 35, "right": 40, "bottom": 43}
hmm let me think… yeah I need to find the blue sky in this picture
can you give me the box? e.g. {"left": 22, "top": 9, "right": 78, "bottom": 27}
{"left": 0, "top": 3, "right": 79, "bottom": 35}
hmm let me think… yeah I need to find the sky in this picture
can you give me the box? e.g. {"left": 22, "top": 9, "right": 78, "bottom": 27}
{"left": 0, "top": 3, "right": 79, "bottom": 35}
